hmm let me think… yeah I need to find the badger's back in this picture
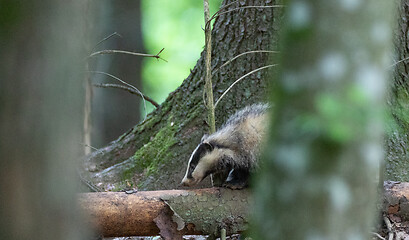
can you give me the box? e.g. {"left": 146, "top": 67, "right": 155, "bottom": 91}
{"left": 205, "top": 103, "right": 269, "bottom": 169}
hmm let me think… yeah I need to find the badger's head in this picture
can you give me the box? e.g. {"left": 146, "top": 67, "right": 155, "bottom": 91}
{"left": 181, "top": 136, "right": 229, "bottom": 187}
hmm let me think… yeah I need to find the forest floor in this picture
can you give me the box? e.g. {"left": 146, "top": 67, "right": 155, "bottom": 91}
{"left": 373, "top": 214, "right": 409, "bottom": 240}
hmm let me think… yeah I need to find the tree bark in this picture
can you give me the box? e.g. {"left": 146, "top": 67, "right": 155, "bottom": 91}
{"left": 80, "top": 0, "right": 282, "bottom": 191}
{"left": 386, "top": 0, "right": 409, "bottom": 181}
{"left": 79, "top": 188, "right": 250, "bottom": 238}
{"left": 0, "top": 1, "right": 91, "bottom": 239}
{"left": 253, "top": 0, "right": 394, "bottom": 239}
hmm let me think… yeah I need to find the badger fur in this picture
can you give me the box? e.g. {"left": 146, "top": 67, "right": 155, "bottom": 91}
{"left": 181, "top": 103, "right": 269, "bottom": 189}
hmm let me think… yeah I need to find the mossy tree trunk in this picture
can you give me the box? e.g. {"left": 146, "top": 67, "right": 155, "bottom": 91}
{"left": 253, "top": 0, "right": 394, "bottom": 239}
{"left": 386, "top": 0, "right": 409, "bottom": 181}
{"left": 80, "top": 0, "right": 283, "bottom": 191}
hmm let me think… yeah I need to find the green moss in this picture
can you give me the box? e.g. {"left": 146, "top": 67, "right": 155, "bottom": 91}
{"left": 388, "top": 87, "right": 409, "bottom": 133}
{"left": 128, "top": 117, "right": 178, "bottom": 183}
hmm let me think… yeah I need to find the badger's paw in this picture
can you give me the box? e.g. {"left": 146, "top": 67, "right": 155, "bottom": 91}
{"left": 222, "top": 168, "right": 249, "bottom": 189}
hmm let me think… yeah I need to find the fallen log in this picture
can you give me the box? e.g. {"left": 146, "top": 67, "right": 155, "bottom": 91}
{"left": 79, "top": 181, "right": 409, "bottom": 238}
{"left": 384, "top": 181, "right": 409, "bottom": 220}
{"left": 78, "top": 188, "right": 250, "bottom": 238}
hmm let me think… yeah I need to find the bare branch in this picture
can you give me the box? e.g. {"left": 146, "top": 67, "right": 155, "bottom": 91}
{"left": 93, "top": 83, "right": 159, "bottom": 108}
{"left": 80, "top": 142, "right": 99, "bottom": 151}
{"left": 77, "top": 169, "right": 102, "bottom": 193}
{"left": 383, "top": 216, "right": 393, "bottom": 240}
{"left": 214, "top": 64, "right": 278, "bottom": 109}
{"left": 390, "top": 56, "right": 409, "bottom": 68}
{"left": 371, "top": 232, "right": 385, "bottom": 240}
{"left": 88, "top": 71, "right": 148, "bottom": 120}
{"left": 212, "top": 50, "right": 279, "bottom": 75}
{"left": 91, "top": 32, "right": 122, "bottom": 52}
{"left": 206, "top": 0, "right": 239, "bottom": 27}
{"left": 88, "top": 48, "right": 167, "bottom": 62}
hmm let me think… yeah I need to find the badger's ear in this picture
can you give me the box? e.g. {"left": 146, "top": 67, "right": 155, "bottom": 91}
{"left": 202, "top": 142, "right": 214, "bottom": 152}
{"left": 201, "top": 134, "right": 209, "bottom": 142}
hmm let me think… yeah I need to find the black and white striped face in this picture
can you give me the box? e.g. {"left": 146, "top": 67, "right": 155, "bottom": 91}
{"left": 181, "top": 142, "right": 216, "bottom": 186}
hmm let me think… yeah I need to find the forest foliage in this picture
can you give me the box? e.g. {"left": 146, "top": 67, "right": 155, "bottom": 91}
{"left": 142, "top": 0, "right": 222, "bottom": 111}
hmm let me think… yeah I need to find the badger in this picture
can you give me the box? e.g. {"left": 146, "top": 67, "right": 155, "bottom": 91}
{"left": 181, "top": 103, "right": 269, "bottom": 189}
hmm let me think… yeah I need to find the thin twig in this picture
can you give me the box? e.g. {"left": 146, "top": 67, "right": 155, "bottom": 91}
{"left": 212, "top": 50, "right": 279, "bottom": 75}
{"left": 390, "top": 56, "right": 409, "bottom": 68}
{"left": 214, "top": 64, "right": 278, "bottom": 109}
{"left": 206, "top": 5, "right": 285, "bottom": 28}
{"left": 371, "top": 232, "right": 385, "bottom": 240}
{"left": 383, "top": 216, "right": 394, "bottom": 240}
{"left": 203, "top": 0, "right": 216, "bottom": 134}
{"left": 91, "top": 32, "right": 122, "bottom": 52}
{"left": 77, "top": 169, "right": 102, "bottom": 192}
{"left": 88, "top": 48, "right": 167, "bottom": 62}
{"left": 206, "top": 0, "right": 239, "bottom": 26}
{"left": 80, "top": 142, "right": 99, "bottom": 151}
{"left": 220, "top": 228, "right": 226, "bottom": 240}
{"left": 83, "top": 64, "right": 92, "bottom": 156}
{"left": 88, "top": 71, "right": 148, "bottom": 120}
{"left": 93, "top": 83, "right": 159, "bottom": 108}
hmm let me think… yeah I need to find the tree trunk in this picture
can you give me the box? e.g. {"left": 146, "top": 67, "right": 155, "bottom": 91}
{"left": 386, "top": 0, "right": 409, "bottom": 181}
{"left": 0, "top": 1, "right": 91, "bottom": 239}
{"left": 80, "top": 0, "right": 282, "bottom": 191}
{"left": 253, "top": 0, "right": 394, "bottom": 239}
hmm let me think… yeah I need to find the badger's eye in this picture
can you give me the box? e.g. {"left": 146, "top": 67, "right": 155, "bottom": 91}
{"left": 190, "top": 164, "right": 196, "bottom": 171}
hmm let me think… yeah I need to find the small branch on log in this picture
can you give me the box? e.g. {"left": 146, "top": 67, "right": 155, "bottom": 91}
{"left": 78, "top": 188, "right": 250, "bottom": 238}
{"left": 371, "top": 231, "right": 386, "bottom": 240}
{"left": 93, "top": 83, "right": 159, "bottom": 108}
{"left": 383, "top": 216, "right": 394, "bottom": 240}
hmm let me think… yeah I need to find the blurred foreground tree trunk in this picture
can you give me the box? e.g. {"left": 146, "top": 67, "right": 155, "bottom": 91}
{"left": 253, "top": 0, "right": 394, "bottom": 239}
{"left": 80, "top": 0, "right": 282, "bottom": 191}
{"left": 0, "top": 1, "right": 91, "bottom": 239}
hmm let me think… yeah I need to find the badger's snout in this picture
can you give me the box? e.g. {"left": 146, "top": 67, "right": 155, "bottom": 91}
{"left": 180, "top": 178, "right": 188, "bottom": 186}
{"left": 180, "top": 177, "right": 195, "bottom": 187}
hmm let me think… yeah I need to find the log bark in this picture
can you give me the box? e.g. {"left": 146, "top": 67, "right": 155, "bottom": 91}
{"left": 79, "top": 188, "right": 250, "bottom": 238}
{"left": 384, "top": 181, "right": 409, "bottom": 220}
{"left": 79, "top": 182, "right": 409, "bottom": 238}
